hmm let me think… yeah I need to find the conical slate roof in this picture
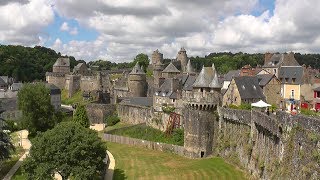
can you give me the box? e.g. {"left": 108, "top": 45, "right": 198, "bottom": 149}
{"left": 193, "top": 66, "right": 214, "bottom": 88}
{"left": 209, "top": 63, "right": 221, "bottom": 88}
{"left": 185, "top": 59, "right": 194, "bottom": 73}
{"left": 130, "top": 62, "right": 145, "bottom": 74}
{"left": 162, "top": 62, "right": 180, "bottom": 73}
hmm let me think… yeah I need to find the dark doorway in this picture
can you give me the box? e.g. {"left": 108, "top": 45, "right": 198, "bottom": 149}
{"left": 200, "top": 151, "right": 205, "bottom": 158}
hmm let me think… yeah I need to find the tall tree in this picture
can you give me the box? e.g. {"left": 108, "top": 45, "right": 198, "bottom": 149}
{"left": 22, "top": 122, "right": 106, "bottom": 180}
{"left": 0, "top": 105, "right": 14, "bottom": 160}
{"left": 18, "top": 83, "right": 60, "bottom": 136}
{"left": 133, "top": 53, "right": 149, "bottom": 72}
{"left": 73, "top": 105, "right": 90, "bottom": 128}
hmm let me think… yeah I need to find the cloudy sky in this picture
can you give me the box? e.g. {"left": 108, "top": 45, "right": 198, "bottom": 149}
{"left": 0, "top": 0, "right": 319, "bottom": 62}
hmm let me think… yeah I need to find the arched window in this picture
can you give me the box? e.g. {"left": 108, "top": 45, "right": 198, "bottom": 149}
{"left": 291, "top": 90, "right": 295, "bottom": 98}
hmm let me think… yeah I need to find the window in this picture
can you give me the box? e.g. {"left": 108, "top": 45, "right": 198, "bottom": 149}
{"left": 317, "top": 92, "right": 320, "bottom": 98}
{"left": 292, "top": 78, "right": 296, "bottom": 83}
{"left": 291, "top": 90, "right": 295, "bottom": 98}
{"left": 285, "top": 78, "right": 289, "bottom": 83}
{"left": 274, "top": 69, "right": 277, "bottom": 74}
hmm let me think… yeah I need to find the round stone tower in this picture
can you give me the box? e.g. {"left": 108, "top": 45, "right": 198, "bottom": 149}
{"left": 177, "top": 47, "right": 188, "bottom": 72}
{"left": 128, "top": 62, "right": 147, "bottom": 97}
{"left": 152, "top": 49, "right": 165, "bottom": 88}
{"left": 183, "top": 64, "right": 222, "bottom": 158}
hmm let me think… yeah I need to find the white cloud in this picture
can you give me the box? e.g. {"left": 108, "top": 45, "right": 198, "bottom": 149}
{"left": 60, "top": 22, "right": 69, "bottom": 31}
{"left": 2, "top": 0, "right": 320, "bottom": 62}
{"left": 0, "top": 0, "right": 54, "bottom": 45}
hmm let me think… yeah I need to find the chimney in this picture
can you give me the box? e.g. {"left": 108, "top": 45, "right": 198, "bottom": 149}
{"left": 264, "top": 52, "right": 273, "bottom": 65}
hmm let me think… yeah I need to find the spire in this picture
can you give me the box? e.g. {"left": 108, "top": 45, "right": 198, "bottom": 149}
{"left": 209, "top": 63, "right": 221, "bottom": 89}
{"left": 185, "top": 59, "right": 194, "bottom": 73}
{"left": 193, "top": 66, "right": 214, "bottom": 88}
{"left": 130, "top": 62, "right": 145, "bottom": 74}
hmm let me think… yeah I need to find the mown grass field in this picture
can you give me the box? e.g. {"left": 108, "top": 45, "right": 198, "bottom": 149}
{"left": 108, "top": 142, "right": 247, "bottom": 180}
{"left": 107, "top": 124, "right": 184, "bottom": 146}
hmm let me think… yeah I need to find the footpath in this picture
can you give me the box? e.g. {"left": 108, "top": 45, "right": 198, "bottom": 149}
{"left": 3, "top": 130, "right": 31, "bottom": 180}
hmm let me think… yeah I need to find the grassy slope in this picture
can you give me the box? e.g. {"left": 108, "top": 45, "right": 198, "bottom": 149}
{"left": 108, "top": 142, "right": 247, "bottom": 180}
{"left": 61, "top": 89, "right": 92, "bottom": 105}
{"left": 108, "top": 124, "right": 184, "bottom": 146}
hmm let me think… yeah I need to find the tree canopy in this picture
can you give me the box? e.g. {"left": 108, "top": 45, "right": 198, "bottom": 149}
{"left": 22, "top": 121, "right": 106, "bottom": 180}
{"left": 73, "top": 104, "right": 90, "bottom": 128}
{"left": 0, "top": 45, "right": 78, "bottom": 82}
{"left": 133, "top": 53, "right": 149, "bottom": 72}
{"left": 0, "top": 110, "right": 14, "bottom": 160}
{"left": 17, "top": 83, "right": 60, "bottom": 136}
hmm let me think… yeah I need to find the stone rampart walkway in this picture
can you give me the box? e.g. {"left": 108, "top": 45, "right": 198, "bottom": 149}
{"left": 105, "top": 150, "right": 115, "bottom": 180}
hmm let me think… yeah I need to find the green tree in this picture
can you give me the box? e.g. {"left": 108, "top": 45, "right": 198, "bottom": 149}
{"left": 0, "top": 118, "right": 14, "bottom": 160}
{"left": 18, "top": 83, "right": 60, "bottom": 136}
{"left": 22, "top": 122, "right": 106, "bottom": 180}
{"left": 133, "top": 53, "right": 149, "bottom": 72}
{"left": 73, "top": 105, "right": 89, "bottom": 128}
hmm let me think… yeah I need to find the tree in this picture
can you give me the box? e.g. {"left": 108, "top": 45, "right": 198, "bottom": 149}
{"left": 133, "top": 53, "right": 149, "bottom": 72}
{"left": 73, "top": 105, "right": 90, "bottom": 128}
{"left": 0, "top": 114, "right": 14, "bottom": 160}
{"left": 22, "top": 122, "right": 106, "bottom": 180}
{"left": 18, "top": 83, "right": 60, "bottom": 136}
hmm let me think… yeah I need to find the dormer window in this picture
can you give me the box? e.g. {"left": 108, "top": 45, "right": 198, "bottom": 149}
{"left": 292, "top": 78, "right": 296, "bottom": 83}
{"left": 242, "top": 85, "right": 245, "bottom": 90}
{"left": 253, "top": 85, "right": 256, "bottom": 90}
{"left": 285, "top": 78, "right": 289, "bottom": 83}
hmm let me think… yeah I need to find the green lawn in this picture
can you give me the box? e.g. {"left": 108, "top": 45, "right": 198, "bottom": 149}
{"left": 105, "top": 122, "right": 134, "bottom": 132}
{"left": 108, "top": 142, "right": 247, "bottom": 180}
{"left": 107, "top": 124, "right": 184, "bottom": 146}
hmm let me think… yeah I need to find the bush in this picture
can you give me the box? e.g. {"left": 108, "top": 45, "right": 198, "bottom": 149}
{"left": 162, "top": 106, "right": 175, "bottom": 114}
{"left": 106, "top": 115, "right": 120, "bottom": 126}
{"left": 172, "top": 129, "right": 184, "bottom": 145}
{"left": 5, "top": 119, "right": 22, "bottom": 132}
{"left": 301, "top": 109, "right": 320, "bottom": 117}
{"left": 228, "top": 104, "right": 239, "bottom": 109}
{"left": 239, "top": 103, "right": 251, "bottom": 110}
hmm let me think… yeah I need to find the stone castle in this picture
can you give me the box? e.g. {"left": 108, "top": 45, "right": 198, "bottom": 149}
{"left": 46, "top": 49, "right": 320, "bottom": 179}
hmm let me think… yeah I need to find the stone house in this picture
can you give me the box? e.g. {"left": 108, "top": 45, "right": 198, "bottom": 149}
{"left": 0, "top": 98, "right": 22, "bottom": 121}
{"left": 73, "top": 63, "right": 89, "bottom": 75}
{"left": 223, "top": 76, "right": 265, "bottom": 106}
{"left": 257, "top": 74, "right": 281, "bottom": 106}
{"left": 221, "top": 70, "right": 240, "bottom": 94}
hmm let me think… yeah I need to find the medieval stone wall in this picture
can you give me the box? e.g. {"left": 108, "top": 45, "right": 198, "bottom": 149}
{"left": 80, "top": 76, "right": 99, "bottom": 92}
{"left": 46, "top": 74, "right": 66, "bottom": 90}
{"left": 86, "top": 103, "right": 116, "bottom": 124}
{"left": 117, "top": 103, "right": 153, "bottom": 125}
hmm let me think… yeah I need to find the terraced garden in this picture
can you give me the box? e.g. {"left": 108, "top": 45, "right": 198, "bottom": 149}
{"left": 108, "top": 142, "right": 247, "bottom": 180}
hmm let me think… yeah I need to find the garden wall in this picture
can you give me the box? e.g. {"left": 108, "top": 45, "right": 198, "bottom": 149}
{"left": 103, "top": 134, "right": 186, "bottom": 156}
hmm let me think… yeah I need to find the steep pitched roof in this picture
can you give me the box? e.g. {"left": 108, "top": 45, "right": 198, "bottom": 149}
{"left": 162, "top": 62, "right": 180, "bottom": 73}
{"left": 46, "top": 83, "right": 61, "bottom": 95}
{"left": 234, "top": 76, "right": 265, "bottom": 99}
{"left": 257, "top": 74, "right": 275, "bottom": 86}
{"left": 182, "top": 75, "right": 196, "bottom": 91}
{"left": 130, "top": 62, "right": 145, "bottom": 74}
{"left": 185, "top": 59, "right": 194, "bottom": 74}
{"left": 209, "top": 64, "right": 221, "bottom": 89}
{"left": 278, "top": 66, "right": 303, "bottom": 84}
{"left": 53, "top": 57, "right": 70, "bottom": 67}
{"left": 224, "top": 70, "right": 240, "bottom": 81}
{"left": 263, "top": 53, "right": 300, "bottom": 67}
{"left": 193, "top": 66, "right": 214, "bottom": 88}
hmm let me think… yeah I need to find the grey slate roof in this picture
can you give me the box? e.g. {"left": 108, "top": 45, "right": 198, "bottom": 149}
{"left": 120, "top": 97, "right": 153, "bottom": 107}
{"left": 130, "top": 62, "right": 145, "bottom": 74}
{"left": 185, "top": 59, "right": 194, "bottom": 73}
{"left": 314, "top": 86, "right": 320, "bottom": 92}
{"left": 257, "top": 74, "right": 275, "bottom": 86}
{"left": 162, "top": 62, "right": 180, "bottom": 73}
{"left": 53, "top": 57, "right": 70, "bottom": 67}
{"left": 1, "top": 98, "right": 18, "bottom": 111}
{"left": 209, "top": 64, "right": 221, "bottom": 89}
{"left": 183, "top": 75, "right": 196, "bottom": 91}
{"left": 263, "top": 53, "right": 300, "bottom": 67}
{"left": 234, "top": 76, "right": 265, "bottom": 99}
{"left": 224, "top": 70, "right": 240, "bottom": 81}
{"left": 46, "top": 83, "right": 61, "bottom": 95}
{"left": 0, "top": 76, "right": 9, "bottom": 84}
{"left": 0, "top": 77, "right": 6, "bottom": 86}
{"left": 10, "top": 83, "right": 23, "bottom": 91}
{"left": 278, "top": 66, "right": 303, "bottom": 84}
{"left": 193, "top": 66, "right": 214, "bottom": 88}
